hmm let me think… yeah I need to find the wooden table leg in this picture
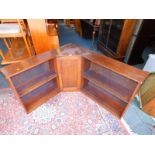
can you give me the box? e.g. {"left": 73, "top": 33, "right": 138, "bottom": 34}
{"left": 0, "top": 49, "right": 6, "bottom": 61}
{"left": 3, "top": 38, "right": 14, "bottom": 58}
{"left": 92, "top": 31, "right": 95, "bottom": 49}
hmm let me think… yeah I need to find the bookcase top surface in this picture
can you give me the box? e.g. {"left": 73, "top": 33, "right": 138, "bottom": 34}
{"left": 0, "top": 43, "right": 149, "bottom": 83}
{"left": 0, "top": 50, "right": 58, "bottom": 78}
{"left": 0, "top": 44, "right": 87, "bottom": 77}
{"left": 81, "top": 49, "right": 149, "bottom": 83}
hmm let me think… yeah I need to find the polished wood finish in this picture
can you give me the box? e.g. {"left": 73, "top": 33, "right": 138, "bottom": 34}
{"left": 81, "top": 80, "right": 125, "bottom": 118}
{"left": 82, "top": 51, "right": 148, "bottom": 118}
{"left": 46, "top": 19, "right": 59, "bottom": 36}
{"left": 74, "top": 19, "right": 82, "bottom": 37}
{"left": 65, "top": 19, "right": 74, "bottom": 27}
{"left": 127, "top": 20, "right": 155, "bottom": 65}
{"left": 56, "top": 56, "right": 82, "bottom": 91}
{"left": 83, "top": 70, "right": 136, "bottom": 103}
{"left": 0, "top": 50, "right": 59, "bottom": 113}
{"left": 117, "top": 20, "right": 136, "bottom": 56}
{"left": 22, "top": 79, "right": 59, "bottom": 113}
{"left": 0, "top": 44, "right": 148, "bottom": 118}
{"left": 1, "top": 38, "right": 32, "bottom": 65}
{"left": 0, "top": 50, "right": 58, "bottom": 78}
{"left": 98, "top": 19, "right": 137, "bottom": 60}
{"left": 27, "top": 19, "right": 59, "bottom": 54}
{"left": 0, "top": 19, "right": 33, "bottom": 64}
{"left": 82, "top": 51, "right": 148, "bottom": 83}
{"left": 19, "top": 74, "right": 57, "bottom": 97}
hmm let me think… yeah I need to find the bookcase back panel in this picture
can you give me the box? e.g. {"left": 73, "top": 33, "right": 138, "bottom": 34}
{"left": 11, "top": 61, "right": 55, "bottom": 94}
{"left": 91, "top": 63, "right": 137, "bottom": 91}
{"left": 21, "top": 78, "right": 57, "bottom": 106}
{"left": 82, "top": 79, "right": 125, "bottom": 118}
{"left": 83, "top": 59, "right": 138, "bottom": 102}
{"left": 86, "top": 80, "right": 127, "bottom": 107}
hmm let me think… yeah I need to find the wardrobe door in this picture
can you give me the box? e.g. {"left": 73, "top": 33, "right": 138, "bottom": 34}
{"left": 56, "top": 56, "right": 82, "bottom": 91}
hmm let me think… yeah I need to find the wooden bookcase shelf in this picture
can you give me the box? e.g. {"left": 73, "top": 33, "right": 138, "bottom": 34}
{"left": 1, "top": 55, "right": 59, "bottom": 113}
{"left": 11, "top": 60, "right": 56, "bottom": 94}
{"left": 21, "top": 78, "right": 58, "bottom": 113}
{"left": 82, "top": 57, "right": 141, "bottom": 118}
{"left": 19, "top": 73, "right": 57, "bottom": 97}
{"left": 81, "top": 79, "right": 125, "bottom": 118}
{"left": 83, "top": 70, "right": 131, "bottom": 103}
{"left": 0, "top": 44, "right": 149, "bottom": 118}
{"left": 82, "top": 61, "right": 138, "bottom": 103}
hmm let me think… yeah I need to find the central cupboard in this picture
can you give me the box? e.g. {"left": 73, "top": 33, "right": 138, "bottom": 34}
{"left": 56, "top": 55, "right": 82, "bottom": 91}
{"left": 0, "top": 44, "right": 148, "bottom": 119}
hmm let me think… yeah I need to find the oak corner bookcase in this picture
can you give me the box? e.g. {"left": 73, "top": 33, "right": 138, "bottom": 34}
{"left": 0, "top": 44, "right": 149, "bottom": 119}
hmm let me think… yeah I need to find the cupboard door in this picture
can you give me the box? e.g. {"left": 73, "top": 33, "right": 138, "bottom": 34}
{"left": 98, "top": 19, "right": 111, "bottom": 45}
{"left": 56, "top": 56, "right": 82, "bottom": 91}
{"left": 107, "top": 20, "right": 124, "bottom": 52}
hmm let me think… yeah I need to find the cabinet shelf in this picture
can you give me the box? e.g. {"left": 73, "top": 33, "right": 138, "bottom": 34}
{"left": 83, "top": 70, "right": 130, "bottom": 103}
{"left": 19, "top": 73, "right": 57, "bottom": 97}
{"left": 21, "top": 78, "right": 59, "bottom": 113}
{"left": 81, "top": 80, "right": 125, "bottom": 118}
{"left": 25, "top": 87, "right": 59, "bottom": 113}
{"left": 6, "top": 57, "right": 59, "bottom": 113}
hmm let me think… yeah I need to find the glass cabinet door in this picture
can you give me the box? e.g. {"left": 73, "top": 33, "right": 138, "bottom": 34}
{"left": 98, "top": 19, "right": 111, "bottom": 45}
{"left": 107, "top": 19, "right": 124, "bottom": 52}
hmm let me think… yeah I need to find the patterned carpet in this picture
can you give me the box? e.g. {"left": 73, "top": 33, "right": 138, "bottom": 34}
{"left": 0, "top": 88, "right": 131, "bottom": 135}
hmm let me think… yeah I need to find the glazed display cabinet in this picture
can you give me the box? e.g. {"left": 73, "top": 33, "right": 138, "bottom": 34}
{"left": 97, "top": 19, "right": 136, "bottom": 60}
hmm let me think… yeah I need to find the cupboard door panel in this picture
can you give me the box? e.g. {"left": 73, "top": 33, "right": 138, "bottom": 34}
{"left": 107, "top": 19, "right": 124, "bottom": 52}
{"left": 98, "top": 19, "right": 111, "bottom": 46}
{"left": 56, "top": 56, "right": 82, "bottom": 91}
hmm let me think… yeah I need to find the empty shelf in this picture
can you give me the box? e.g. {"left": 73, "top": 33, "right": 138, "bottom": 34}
{"left": 81, "top": 81, "right": 125, "bottom": 118}
{"left": 25, "top": 88, "right": 59, "bottom": 113}
{"left": 83, "top": 70, "right": 134, "bottom": 103}
{"left": 19, "top": 73, "right": 57, "bottom": 97}
{"left": 21, "top": 79, "right": 59, "bottom": 113}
